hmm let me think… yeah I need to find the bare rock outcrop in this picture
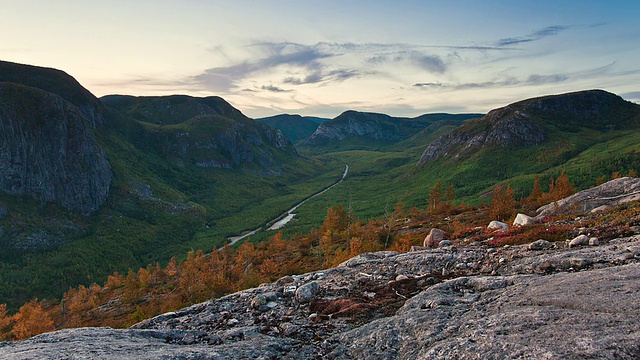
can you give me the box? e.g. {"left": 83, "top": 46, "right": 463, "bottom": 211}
{"left": 537, "top": 177, "right": 640, "bottom": 217}
{"left": 2, "top": 232, "right": 639, "bottom": 359}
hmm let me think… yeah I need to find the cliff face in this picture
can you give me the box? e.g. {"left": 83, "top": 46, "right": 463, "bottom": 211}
{"left": 419, "top": 109, "right": 546, "bottom": 163}
{"left": 418, "top": 89, "right": 640, "bottom": 164}
{"left": 0, "top": 83, "right": 111, "bottom": 214}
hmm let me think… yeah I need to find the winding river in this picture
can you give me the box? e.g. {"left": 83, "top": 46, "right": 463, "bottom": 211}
{"left": 227, "top": 164, "right": 349, "bottom": 245}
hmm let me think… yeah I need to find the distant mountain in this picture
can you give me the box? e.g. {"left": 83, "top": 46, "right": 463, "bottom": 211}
{"left": 303, "top": 111, "right": 481, "bottom": 148}
{"left": 419, "top": 90, "right": 640, "bottom": 164}
{"left": 257, "top": 114, "right": 325, "bottom": 142}
{"left": 102, "top": 95, "right": 296, "bottom": 172}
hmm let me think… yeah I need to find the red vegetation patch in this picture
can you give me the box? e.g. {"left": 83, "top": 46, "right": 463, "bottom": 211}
{"left": 309, "top": 276, "right": 440, "bottom": 324}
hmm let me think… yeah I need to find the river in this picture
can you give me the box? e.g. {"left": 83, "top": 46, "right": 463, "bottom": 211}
{"left": 227, "top": 164, "right": 349, "bottom": 245}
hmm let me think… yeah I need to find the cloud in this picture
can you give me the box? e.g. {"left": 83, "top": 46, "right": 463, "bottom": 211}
{"left": 261, "top": 85, "right": 291, "bottom": 92}
{"left": 414, "top": 82, "right": 445, "bottom": 88}
{"left": 284, "top": 69, "right": 359, "bottom": 85}
{"left": 368, "top": 51, "right": 447, "bottom": 73}
{"left": 193, "top": 42, "right": 337, "bottom": 92}
{"left": 193, "top": 41, "right": 509, "bottom": 93}
{"left": 413, "top": 71, "right": 570, "bottom": 90}
{"left": 525, "top": 74, "right": 569, "bottom": 84}
{"left": 495, "top": 25, "right": 570, "bottom": 47}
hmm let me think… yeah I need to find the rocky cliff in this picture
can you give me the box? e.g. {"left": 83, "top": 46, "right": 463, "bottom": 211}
{"left": 2, "top": 186, "right": 639, "bottom": 358}
{"left": 418, "top": 89, "right": 640, "bottom": 164}
{"left": 0, "top": 83, "right": 111, "bottom": 214}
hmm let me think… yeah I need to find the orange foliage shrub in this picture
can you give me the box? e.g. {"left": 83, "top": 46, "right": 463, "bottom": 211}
{"left": 12, "top": 299, "right": 55, "bottom": 340}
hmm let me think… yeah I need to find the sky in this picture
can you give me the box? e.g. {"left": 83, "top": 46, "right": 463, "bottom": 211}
{"left": 1, "top": 0, "right": 639, "bottom": 118}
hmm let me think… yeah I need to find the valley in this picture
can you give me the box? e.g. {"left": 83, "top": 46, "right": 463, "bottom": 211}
{"left": 0, "top": 60, "right": 639, "bottom": 353}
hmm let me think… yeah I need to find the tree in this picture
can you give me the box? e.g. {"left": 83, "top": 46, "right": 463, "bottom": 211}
{"left": 428, "top": 181, "right": 444, "bottom": 213}
{"left": 550, "top": 171, "right": 575, "bottom": 200}
{"left": 445, "top": 185, "right": 456, "bottom": 206}
{"left": 12, "top": 299, "right": 55, "bottom": 340}
{"left": 489, "top": 184, "right": 517, "bottom": 221}
{"left": 0, "top": 303, "right": 11, "bottom": 341}
{"left": 321, "top": 205, "right": 348, "bottom": 234}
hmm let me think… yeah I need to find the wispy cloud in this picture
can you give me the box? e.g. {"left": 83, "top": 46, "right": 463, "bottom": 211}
{"left": 261, "top": 85, "right": 291, "bottom": 92}
{"left": 414, "top": 72, "right": 571, "bottom": 90}
{"left": 369, "top": 51, "right": 447, "bottom": 73}
{"left": 495, "top": 25, "right": 570, "bottom": 47}
{"left": 414, "top": 82, "right": 445, "bottom": 88}
{"left": 283, "top": 69, "right": 359, "bottom": 85}
{"left": 192, "top": 41, "right": 503, "bottom": 93}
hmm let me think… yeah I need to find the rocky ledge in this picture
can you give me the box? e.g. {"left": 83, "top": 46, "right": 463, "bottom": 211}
{"left": 1, "top": 227, "right": 639, "bottom": 358}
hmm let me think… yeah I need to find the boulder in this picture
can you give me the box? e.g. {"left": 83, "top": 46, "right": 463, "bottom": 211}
{"left": 513, "top": 213, "right": 536, "bottom": 227}
{"left": 528, "top": 239, "right": 554, "bottom": 251}
{"left": 569, "top": 234, "right": 589, "bottom": 248}
{"left": 439, "top": 240, "right": 453, "bottom": 247}
{"left": 423, "top": 228, "right": 445, "bottom": 248}
{"left": 589, "top": 237, "right": 600, "bottom": 246}
{"left": 487, "top": 221, "right": 508, "bottom": 232}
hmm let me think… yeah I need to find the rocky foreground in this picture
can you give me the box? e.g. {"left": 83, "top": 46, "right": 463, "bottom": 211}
{"left": 1, "top": 228, "right": 639, "bottom": 358}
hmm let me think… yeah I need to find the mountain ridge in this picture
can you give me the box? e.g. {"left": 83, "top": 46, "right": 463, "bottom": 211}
{"left": 419, "top": 89, "right": 640, "bottom": 164}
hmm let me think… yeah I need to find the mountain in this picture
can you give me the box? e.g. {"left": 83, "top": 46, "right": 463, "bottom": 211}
{"left": 419, "top": 90, "right": 640, "bottom": 164}
{"left": 0, "top": 60, "right": 105, "bottom": 127}
{"left": 102, "top": 95, "right": 296, "bottom": 173}
{"left": 256, "top": 114, "right": 325, "bottom": 142}
{"left": 304, "top": 111, "right": 481, "bottom": 149}
{"left": 0, "top": 61, "right": 336, "bottom": 311}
